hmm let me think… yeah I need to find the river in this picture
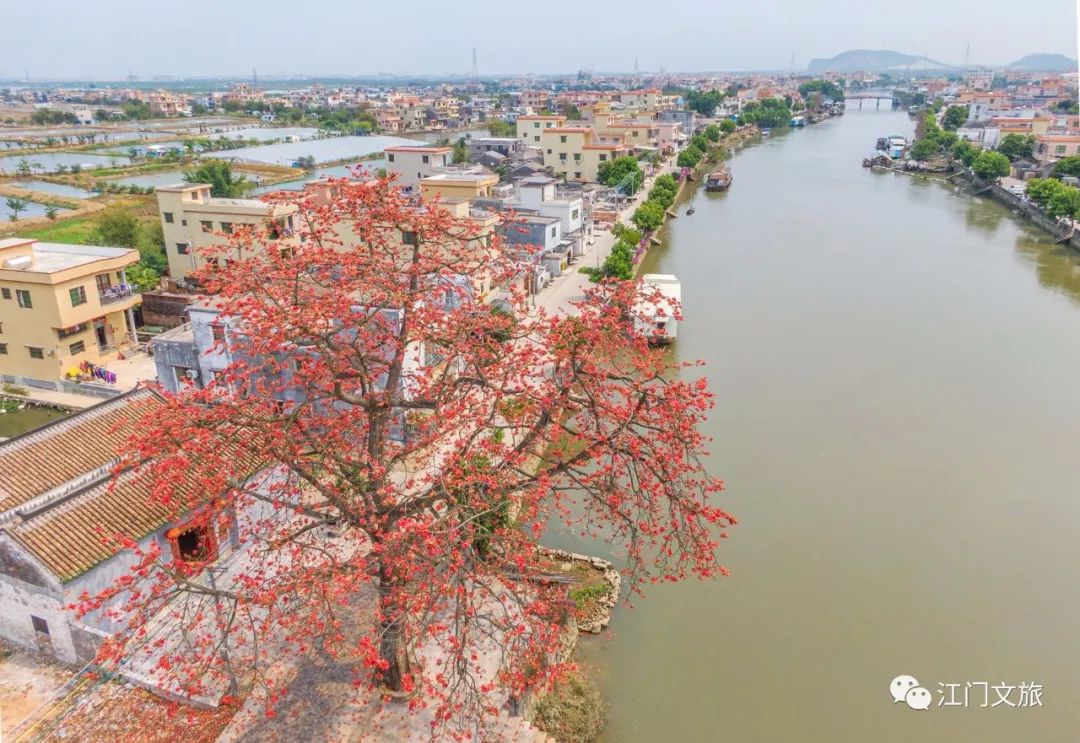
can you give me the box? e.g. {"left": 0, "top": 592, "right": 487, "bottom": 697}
{"left": 549, "top": 106, "right": 1080, "bottom": 741}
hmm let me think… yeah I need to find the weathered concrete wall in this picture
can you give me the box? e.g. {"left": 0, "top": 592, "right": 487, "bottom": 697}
{"left": 957, "top": 167, "right": 1080, "bottom": 251}
{"left": 0, "top": 569, "right": 78, "bottom": 663}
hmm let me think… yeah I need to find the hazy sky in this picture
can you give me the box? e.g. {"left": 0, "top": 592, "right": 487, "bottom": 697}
{"left": 3, "top": 0, "right": 1077, "bottom": 80}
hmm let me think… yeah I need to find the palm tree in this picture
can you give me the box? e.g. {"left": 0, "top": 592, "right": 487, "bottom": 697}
{"left": 15, "top": 159, "right": 32, "bottom": 177}
{"left": 5, "top": 196, "right": 28, "bottom": 221}
{"left": 44, "top": 204, "right": 59, "bottom": 220}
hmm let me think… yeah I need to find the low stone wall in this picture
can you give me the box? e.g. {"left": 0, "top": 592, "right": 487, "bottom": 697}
{"left": 956, "top": 167, "right": 1080, "bottom": 251}
{"left": 538, "top": 547, "right": 621, "bottom": 634}
{"left": 1, "top": 374, "right": 119, "bottom": 400}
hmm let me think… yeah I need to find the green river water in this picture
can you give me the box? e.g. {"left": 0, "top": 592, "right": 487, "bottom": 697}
{"left": 548, "top": 105, "right": 1080, "bottom": 742}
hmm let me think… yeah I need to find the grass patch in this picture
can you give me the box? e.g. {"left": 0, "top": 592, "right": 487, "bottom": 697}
{"left": 569, "top": 582, "right": 608, "bottom": 609}
{"left": 532, "top": 669, "right": 604, "bottom": 742}
{"left": 22, "top": 215, "right": 99, "bottom": 244}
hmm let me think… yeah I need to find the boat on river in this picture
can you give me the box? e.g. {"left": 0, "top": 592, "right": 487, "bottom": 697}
{"left": 635, "top": 274, "right": 682, "bottom": 345}
{"left": 705, "top": 167, "right": 732, "bottom": 191}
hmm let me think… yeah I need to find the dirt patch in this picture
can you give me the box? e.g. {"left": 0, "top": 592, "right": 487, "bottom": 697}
{"left": 0, "top": 642, "right": 73, "bottom": 733}
{"left": 39, "top": 682, "right": 237, "bottom": 743}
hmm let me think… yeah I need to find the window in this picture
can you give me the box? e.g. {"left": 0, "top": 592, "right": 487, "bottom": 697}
{"left": 402, "top": 230, "right": 418, "bottom": 246}
{"left": 163, "top": 212, "right": 174, "bottom": 223}
{"left": 69, "top": 286, "right": 86, "bottom": 306}
{"left": 181, "top": 218, "right": 187, "bottom": 226}
{"left": 1, "top": 288, "right": 10, "bottom": 299}
{"left": 534, "top": 122, "right": 540, "bottom": 128}
{"left": 571, "top": 208, "right": 580, "bottom": 220}
{"left": 27, "top": 346, "right": 44, "bottom": 359}
{"left": 31, "top": 615, "right": 49, "bottom": 636}
{"left": 221, "top": 222, "right": 233, "bottom": 234}
{"left": 95, "top": 273, "right": 111, "bottom": 293}
{"left": 599, "top": 154, "right": 607, "bottom": 161}
{"left": 560, "top": 135, "right": 567, "bottom": 143}
{"left": 534, "top": 136, "right": 540, "bottom": 142}
{"left": 547, "top": 149, "right": 552, "bottom": 155}
{"left": 550, "top": 227, "right": 557, "bottom": 238}
{"left": 16, "top": 289, "right": 31, "bottom": 309}
{"left": 69, "top": 340, "right": 85, "bottom": 355}
{"left": 1056, "top": 145, "right": 1067, "bottom": 155}
{"left": 0, "top": 343, "right": 7, "bottom": 355}
{"left": 559, "top": 153, "right": 567, "bottom": 161}
{"left": 170, "top": 522, "right": 217, "bottom": 562}
{"left": 573, "top": 153, "right": 581, "bottom": 162}
{"left": 211, "top": 323, "right": 226, "bottom": 343}
{"left": 574, "top": 172, "right": 582, "bottom": 179}
{"left": 176, "top": 242, "right": 190, "bottom": 255}
{"left": 200, "top": 220, "right": 213, "bottom": 233}
{"left": 387, "top": 153, "right": 395, "bottom": 162}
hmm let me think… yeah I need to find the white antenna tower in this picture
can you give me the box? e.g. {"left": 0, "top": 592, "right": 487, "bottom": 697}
{"left": 471, "top": 48, "right": 479, "bottom": 79}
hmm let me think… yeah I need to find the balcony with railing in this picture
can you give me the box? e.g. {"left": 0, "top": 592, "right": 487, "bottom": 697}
{"left": 99, "top": 284, "right": 138, "bottom": 305}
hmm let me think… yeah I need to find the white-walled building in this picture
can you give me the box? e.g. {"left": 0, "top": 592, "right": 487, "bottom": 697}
{"left": 384, "top": 145, "right": 452, "bottom": 188}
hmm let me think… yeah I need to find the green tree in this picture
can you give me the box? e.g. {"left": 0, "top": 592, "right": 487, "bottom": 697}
{"left": 632, "top": 200, "right": 665, "bottom": 232}
{"left": 126, "top": 261, "right": 162, "bottom": 293}
{"left": 971, "top": 150, "right": 1011, "bottom": 181}
{"left": 952, "top": 140, "right": 978, "bottom": 167}
{"left": 719, "top": 119, "right": 737, "bottom": 134}
{"left": 1048, "top": 185, "right": 1080, "bottom": 219}
{"left": 677, "top": 144, "right": 703, "bottom": 168}
{"left": 184, "top": 160, "right": 253, "bottom": 197}
{"left": 93, "top": 207, "right": 142, "bottom": 248}
{"left": 488, "top": 119, "right": 516, "bottom": 137}
{"left": 703, "top": 124, "right": 721, "bottom": 142}
{"left": 941, "top": 105, "right": 968, "bottom": 131}
{"left": 737, "top": 98, "right": 792, "bottom": 128}
{"left": 685, "top": 89, "right": 724, "bottom": 117}
{"left": 564, "top": 103, "right": 582, "bottom": 119}
{"left": 1050, "top": 156, "right": 1080, "bottom": 179}
{"left": 15, "top": 158, "right": 32, "bottom": 177}
{"left": 452, "top": 137, "right": 469, "bottom": 164}
{"left": 798, "top": 79, "right": 845, "bottom": 102}
{"left": 1024, "top": 178, "right": 1063, "bottom": 208}
{"left": 909, "top": 138, "right": 938, "bottom": 162}
{"left": 5, "top": 196, "right": 28, "bottom": 221}
{"left": 596, "top": 156, "right": 644, "bottom": 194}
{"left": 295, "top": 155, "right": 317, "bottom": 170}
{"left": 996, "top": 134, "right": 1036, "bottom": 162}
{"left": 44, "top": 204, "right": 59, "bottom": 220}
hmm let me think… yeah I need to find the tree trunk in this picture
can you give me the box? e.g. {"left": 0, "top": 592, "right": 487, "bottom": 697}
{"left": 378, "top": 566, "right": 411, "bottom": 692}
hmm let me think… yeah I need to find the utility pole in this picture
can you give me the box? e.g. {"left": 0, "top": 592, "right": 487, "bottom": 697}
{"left": 634, "top": 56, "right": 639, "bottom": 75}
{"left": 252, "top": 67, "right": 258, "bottom": 87}
{"left": 471, "top": 48, "right": 479, "bottom": 80}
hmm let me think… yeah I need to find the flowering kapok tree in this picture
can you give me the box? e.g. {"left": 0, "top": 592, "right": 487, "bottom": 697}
{"left": 82, "top": 175, "right": 734, "bottom": 738}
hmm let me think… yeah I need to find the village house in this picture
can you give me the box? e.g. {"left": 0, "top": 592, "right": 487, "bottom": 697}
{"left": 516, "top": 114, "right": 567, "bottom": 145}
{"left": 156, "top": 184, "right": 300, "bottom": 282}
{"left": 1035, "top": 132, "right": 1080, "bottom": 160}
{"left": 0, "top": 238, "right": 141, "bottom": 385}
{"left": 384, "top": 145, "right": 452, "bottom": 188}
{"left": 419, "top": 168, "right": 500, "bottom": 201}
{"left": 0, "top": 388, "right": 244, "bottom": 665}
{"left": 540, "top": 125, "right": 630, "bottom": 182}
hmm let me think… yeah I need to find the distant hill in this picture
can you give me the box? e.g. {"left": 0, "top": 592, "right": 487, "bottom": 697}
{"left": 1007, "top": 53, "right": 1077, "bottom": 72}
{"left": 806, "top": 49, "right": 950, "bottom": 74}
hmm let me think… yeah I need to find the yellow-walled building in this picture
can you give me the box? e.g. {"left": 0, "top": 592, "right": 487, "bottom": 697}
{"left": 540, "top": 127, "right": 630, "bottom": 182}
{"left": 0, "top": 238, "right": 141, "bottom": 382}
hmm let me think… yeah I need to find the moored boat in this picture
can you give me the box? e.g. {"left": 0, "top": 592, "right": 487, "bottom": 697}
{"left": 635, "top": 274, "right": 682, "bottom": 344}
{"left": 705, "top": 167, "right": 732, "bottom": 191}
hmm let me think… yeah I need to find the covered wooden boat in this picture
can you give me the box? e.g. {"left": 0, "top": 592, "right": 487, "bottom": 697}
{"left": 705, "top": 167, "right": 732, "bottom": 191}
